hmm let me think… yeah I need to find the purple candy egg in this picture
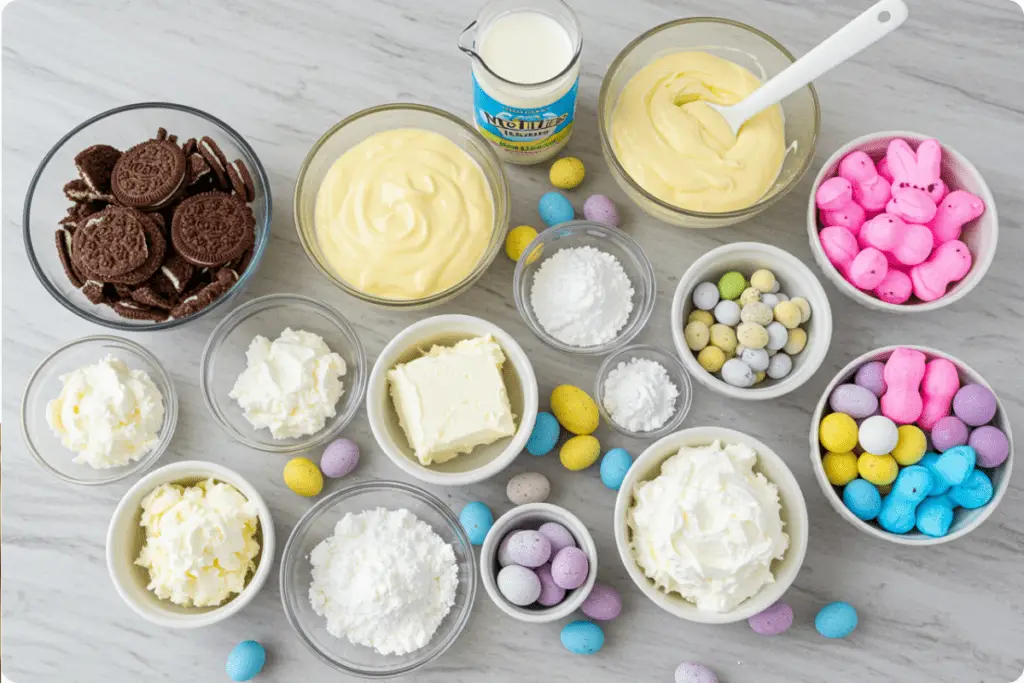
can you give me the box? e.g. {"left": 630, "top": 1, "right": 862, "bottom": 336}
{"left": 969, "top": 425, "right": 1010, "bottom": 468}
{"left": 953, "top": 384, "right": 998, "bottom": 427}
{"left": 551, "top": 546, "right": 589, "bottom": 590}
{"left": 507, "top": 530, "right": 551, "bottom": 568}
{"left": 582, "top": 194, "right": 620, "bottom": 228}
{"left": 537, "top": 521, "right": 576, "bottom": 555}
{"left": 829, "top": 383, "right": 879, "bottom": 419}
{"left": 320, "top": 438, "right": 360, "bottom": 478}
{"left": 675, "top": 662, "right": 718, "bottom": 683}
{"left": 931, "top": 415, "right": 969, "bottom": 452}
{"left": 748, "top": 601, "right": 794, "bottom": 636}
{"left": 581, "top": 582, "right": 622, "bottom": 621}
{"left": 854, "top": 361, "right": 887, "bottom": 397}
{"left": 534, "top": 564, "right": 566, "bottom": 607}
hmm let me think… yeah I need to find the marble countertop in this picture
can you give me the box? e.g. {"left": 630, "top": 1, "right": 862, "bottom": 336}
{"left": 3, "top": 0, "right": 1023, "bottom": 681}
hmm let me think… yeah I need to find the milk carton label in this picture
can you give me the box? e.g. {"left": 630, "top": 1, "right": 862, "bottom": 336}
{"left": 473, "top": 74, "right": 578, "bottom": 157}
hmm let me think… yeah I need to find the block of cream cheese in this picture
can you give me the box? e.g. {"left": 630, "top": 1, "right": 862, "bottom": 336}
{"left": 388, "top": 336, "right": 516, "bottom": 465}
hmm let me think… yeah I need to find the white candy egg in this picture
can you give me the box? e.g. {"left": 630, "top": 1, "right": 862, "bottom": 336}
{"left": 721, "top": 358, "right": 756, "bottom": 388}
{"left": 740, "top": 347, "right": 770, "bottom": 372}
{"left": 765, "top": 321, "right": 789, "bottom": 351}
{"left": 692, "top": 282, "right": 720, "bottom": 310}
{"left": 497, "top": 565, "right": 542, "bottom": 606}
{"left": 859, "top": 415, "right": 900, "bottom": 455}
{"left": 767, "top": 352, "right": 793, "bottom": 379}
{"left": 713, "top": 299, "right": 741, "bottom": 326}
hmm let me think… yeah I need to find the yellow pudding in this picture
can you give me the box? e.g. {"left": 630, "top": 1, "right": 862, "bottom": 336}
{"left": 314, "top": 128, "right": 494, "bottom": 299}
{"left": 611, "top": 51, "right": 785, "bottom": 213}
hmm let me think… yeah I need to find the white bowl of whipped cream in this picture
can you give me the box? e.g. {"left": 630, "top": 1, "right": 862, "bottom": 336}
{"left": 613, "top": 426, "right": 808, "bottom": 624}
{"left": 106, "top": 461, "right": 275, "bottom": 629}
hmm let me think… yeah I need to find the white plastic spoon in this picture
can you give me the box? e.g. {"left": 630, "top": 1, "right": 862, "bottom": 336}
{"left": 708, "top": 0, "right": 909, "bottom": 138}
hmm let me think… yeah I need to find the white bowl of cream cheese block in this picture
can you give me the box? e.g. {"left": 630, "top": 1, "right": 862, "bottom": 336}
{"left": 106, "top": 461, "right": 275, "bottom": 629}
{"left": 367, "top": 314, "right": 539, "bottom": 486}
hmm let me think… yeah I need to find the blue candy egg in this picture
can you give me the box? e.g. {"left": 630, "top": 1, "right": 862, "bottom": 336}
{"left": 538, "top": 191, "right": 575, "bottom": 227}
{"left": 526, "top": 412, "right": 560, "bottom": 456}
{"left": 915, "top": 496, "right": 955, "bottom": 537}
{"left": 600, "top": 448, "right": 632, "bottom": 490}
{"left": 560, "top": 620, "right": 605, "bottom": 654}
{"left": 949, "top": 469, "right": 993, "bottom": 509}
{"left": 459, "top": 502, "right": 493, "bottom": 545}
{"left": 226, "top": 640, "right": 266, "bottom": 682}
{"left": 842, "top": 479, "right": 881, "bottom": 521}
{"left": 919, "top": 452, "right": 951, "bottom": 496}
{"left": 815, "top": 602, "right": 858, "bottom": 639}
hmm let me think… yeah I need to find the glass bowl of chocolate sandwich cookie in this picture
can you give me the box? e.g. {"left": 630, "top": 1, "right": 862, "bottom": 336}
{"left": 24, "top": 102, "right": 272, "bottom": 330}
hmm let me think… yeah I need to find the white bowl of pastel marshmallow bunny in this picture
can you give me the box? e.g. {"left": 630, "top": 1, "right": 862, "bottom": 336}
{"left": 806, "top": 131, "right": 997, "bottom": 313}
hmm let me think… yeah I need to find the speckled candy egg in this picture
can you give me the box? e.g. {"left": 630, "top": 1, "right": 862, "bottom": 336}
{"left": 692, "top": 282, "right": 721, "bottom": 310}
{"left": 783, "top": 327, "right": 807, "bottom": 355}
{"left": 688, "top": 309, "right": 714, "bottom": 326}
{"left": 551, "top": 546, "right": 589, "bottom": 589}
{"left": 284, "top": 457, "right": 324, "bottom": 497}
{"left": 718, "top": 271, "right": 746, "bottom": 300}
{"left": 560, "top": 434, "right": 601, "bottom": 471}
{"left": 739, "top": 286, "right": 762, "bottom": 306}
{"left": 320, "top": 437, "right": 360, "bottom": 478}
{"left": 600, "top": 447, "right": 632, "bottom": 490}
{"left": 766, "top": 352, "right": 793, "bottom": 380}
{"left": 952, "top": 383, "right": 998, "bottom": 426}
{"left": 815, "top": 602, "right": 858, "bottom": 638}
{"left": 829, "top": 383, "right": 879, "bottom": 419}
{"left": 459, "top": 502, "right": 493, "bottom": 545}
{"left": 969, "top": 425, "right": 1010, "bottom": 467}
{"left": 538, "top": 191, "right": 575, "bottom": 226}
{"left": 497, "top": 564, "right": 542, "bottom": 606}
{"left": 505, "top": 224, "right": 540, "bottom": 263}
{"left": 675, "top": 662, "right": 718, "bottom": 683}
{"left": 713, "top": 299, "right": 741, "bottom": 326}
{"left": 748, "top": 601, "right": 794, "bottom": 636}
{"left": 737, "top": 322, "right": 769, "bottom": 350}
{"left": 854, "top": 360, "right": 887, "bottom": 397}
{"left": 765, "top": 321, "right": 789, "bottom": 351}
{"left": 551, "top": 385, "right": 599, "bottom": 435}
{"left": 549, "top": 156, "right": 585, "bottom": 189}
{"left": 581, "top": 582, "right": 622, "bottom": 621}
{"left": 506, "top": 529, "right": 552, "bottom": 567}
{"left": 560, "top": 620, "right": 605, "bottom": 655}
{"left": 226, "top": 640, "right": 266, "bottom": 682}
{"left": 497, "top": 533, "right": 516, "bottom": 567}
{"left": 722, "top": 358, "right": 755, "bottom": 388}
{"left": 931, "top": 415, "right": 969, "bottom": 452}
{"left": 709, "top": 324, "right": 737, "bottom": 355}
{"left": 583, "top": 194, "right": 620, "bottom": 227}
{"left": 507, "top": 472, "right": 551, "bottom": 505}
{"left": 534, "top": 563, "right": 566, "bottom": 606}
{"left": 537, "top": 521, "right": 576, "bottom": 555}
{"left": 741, "top": 301, "right": 773, "bottom": 326}
{"left": 740, "top": 347, "right": 770, "bottom": 372}
{"left": 684, "top": 321, "right": 710, "bottom": 352}
{"left": 698, "top": 346, "right": 727, "bottom": 373}
{"left": 773, "top": 301, "right": 802, "bottom": 329}
{"left": 526, "top": 411, "right": 560, "bottom": 456}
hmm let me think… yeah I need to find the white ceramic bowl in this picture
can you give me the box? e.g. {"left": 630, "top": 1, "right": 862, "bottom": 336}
{"left": 479, "top": 503, "right": 597, "bottom": 623}
{"left": 367, "top": 315, "right": 538, "bottom": 486}
{"left": 613, "top": 427, "right": 808, "bottom": 624}
{"left": 810, "top": 345, "right": 1014, "bottom": 545}
{"left": 106, "top": 461, "right": 275, "bottom": 629}
{"left": 807, "top": 131, "right": 997, "bottom": 313}
{"left": 671, "top": 242, "right": 833, "bottom": 401}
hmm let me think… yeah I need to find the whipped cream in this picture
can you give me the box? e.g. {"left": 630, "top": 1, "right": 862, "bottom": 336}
{"left": 628, "top": 440, "right": 789, "bottom": 613}
{"left": 229, "top": 328, "right": 346, "bottom": 439}
{"left": 46, "top": 354, "right": 164, "bottom": 469}
{"left": 135, "top": 479, "right": 261, "bottom": 607}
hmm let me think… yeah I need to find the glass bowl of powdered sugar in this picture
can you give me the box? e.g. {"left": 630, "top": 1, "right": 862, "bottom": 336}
{"left": 513, "top": 220, "right": 656, "bottom": 356}
{"left": 596, "top": 344, "right": 693, "bottom": 439}
{"left": 280, "top": 480, "right": 477, "bottom": 678}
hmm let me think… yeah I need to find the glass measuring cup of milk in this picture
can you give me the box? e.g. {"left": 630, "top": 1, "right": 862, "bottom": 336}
{"left": 459, "top": 0, "right": 582, "bottom": 165}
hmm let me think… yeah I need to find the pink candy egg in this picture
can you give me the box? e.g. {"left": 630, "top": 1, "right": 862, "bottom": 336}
{"left": 874, "top": 269, "right": 912, "bottom": 304}
{"left": 581, "top": 582, "right": 622, "bottom": 621}
{"left": 819, "top": 225, "right": 859, "bottom": 274}
{"left": 848, "top": 248, "right": 888, "bottom": 290}
{"left": 534, "top": 563, "right": 566, "bottom": 606}
{"left": 551, "top": 546, "right": 589, "bottom": 590}
{"left": 507, "top": 530, "right": 552, "bottom": 568}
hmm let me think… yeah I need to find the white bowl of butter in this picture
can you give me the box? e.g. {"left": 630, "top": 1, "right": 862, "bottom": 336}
{"left": 367, "top": 315, "right": 538, "bottom": 486}
{"left": 106, "top": 461, "right": 274, "bottom": 629}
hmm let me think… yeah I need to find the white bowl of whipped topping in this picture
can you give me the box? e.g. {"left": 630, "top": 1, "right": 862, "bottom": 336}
{"left": 613, "top": 426, "right": 808, "bottom": 624}
{"left": 106, "top": 461, "right": 275, "bottom": 629}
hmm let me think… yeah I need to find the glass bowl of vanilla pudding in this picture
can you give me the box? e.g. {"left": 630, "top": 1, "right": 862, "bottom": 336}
{"left": 294, "top": 104, "right": 511, "bottom": 308}
{"left": 598, "top": 18, "right": 821, "bottom": 228}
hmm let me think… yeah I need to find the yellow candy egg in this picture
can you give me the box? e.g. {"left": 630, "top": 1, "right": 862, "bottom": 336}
{"left": 754, "top": 371, "right": 766, "bottom": 385}
{"left": 892, "top": 424, "right": 927, "bottom": 466}
{"left": 551, "top": 385, "right": 599, "bottom": 435}
{"left": 284, "top": 457, "right": 324, "bottom": 497}
{"left": 790, "top": 296, "right": 812, "bottom": 323}
{"left": 549, "top": 156, "right": 586, "bottom": 190}
{"left": 560, "top": 434, "right": 601, "bottom": 471}
{"left": 773, "top": 301, "right": 801, "bottom": 329}
{"left": 684, "top": 321, "right": 710, "bottom": 351}
{"left": 739, "top": 287, "right": 762, "bottom": 306}
{"left": 750, "top": 269, "right": 777, "bottom": 293}
{"left": 709, "top": 324, "right": 737, "bottom": 355}
{"left": 698, "top": 346, "right": 726, "bottom": 373}
{"left": 736, "top": 322, "right": 769, "bottom": 350}
{"left": 783, "top": 327, "right": 807, "bottom": 355}
{"left": 505, "top": 225, "right": 540, "bottom": 263}
{"left": 822, "top": 451, "right": 859, "bottom": 486}
{"left": 819, "top": 412, "right": 858, "bottom": 453}
{"left": 858, "top": 452, "right": 898, "bottom": 486}
{"left": 688, "top": 310, "right": 714, "bottom": 326}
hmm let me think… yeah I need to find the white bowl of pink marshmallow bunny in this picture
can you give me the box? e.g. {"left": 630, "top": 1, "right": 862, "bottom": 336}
{"left": 806, "top": 131, "right": 997, "bottom": 313}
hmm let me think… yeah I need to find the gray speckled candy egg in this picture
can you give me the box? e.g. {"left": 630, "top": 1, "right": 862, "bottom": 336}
{"left": 506, "top": 472, "right": 550, "bottom": 505}
{"left": 497, "top": 565, "right": 542, "bottom": 606}
{"left": 829, "top": 383, "right": 879, "bottom": 418}
{"left": 507, "top": 530, "right": 552, "bottom": 568}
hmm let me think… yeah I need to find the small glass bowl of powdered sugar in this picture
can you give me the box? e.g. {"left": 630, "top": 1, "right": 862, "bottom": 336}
{"left": 596, "top": 344, "right": 693, "bottom": 439}
{"left": 513, "top": 221, "right": 656, "bottom": 355}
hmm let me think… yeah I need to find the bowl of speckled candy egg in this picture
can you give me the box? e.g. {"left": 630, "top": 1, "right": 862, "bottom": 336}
{"left": 811, "top": 345, "right": 1013, "bottom": 546}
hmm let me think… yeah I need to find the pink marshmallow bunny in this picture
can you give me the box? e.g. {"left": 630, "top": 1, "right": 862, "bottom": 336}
{"left": 822, "top": 202, "right": 867, "bottom": 237}
{"left": 882, "top": 347, "right": 926, "bottom": 425}
{"left": 860, "top": 214, "right": 934, "bottom": 266}
{"left": 887, "top": 139, "right": 948, "bottom": 203}
{"left": 848, "top": 247, "right": 888, "bottom": 290}
{"left": 877, "top": 156, "right": 893, "bottom": 182}
{"left": 918, "top": 358, "right": 960, "bottom": 430}
{"left": 910, "top": 239, "right": 972, "bottom": 302}
{"left": 819, "top": 225, "right": 859, "bottom": 275}
{"left": 874, "top": 269, "right": 913, "bottom": 304}
{"left": 928, "top": 190, "right": 985, "bottom": 244}
{"left": 816, "top": 177, "right": 854, "bottom": 211}
{"left": 839, "top": 151, "right": 891, "bottom": 212}
{"left": 887, "top": 187, "right": 937, "bottom": 224}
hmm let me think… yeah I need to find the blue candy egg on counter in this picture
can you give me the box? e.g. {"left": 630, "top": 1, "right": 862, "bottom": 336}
{"left": 459, "top": 501, "right": 493, "bottom": 545}
{"left": 226, "top": 640, "right": 266, "bottom": 682}
{"left": 599, "top": 448, "right": 632, "bottom": 490}
{"left": 560, "top": 620, "right": 605, "bottom": 654}
{"left": 527, "top": 412, "right": 560, "bottom": 456}
{"left": 539, "top": 191, "right": 575, "bottom": 227}
{"left": 815, "top": 602, "right": 858, "bottom": 639}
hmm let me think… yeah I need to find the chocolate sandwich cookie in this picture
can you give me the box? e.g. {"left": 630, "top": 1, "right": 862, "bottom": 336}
{"left": 113, "top": 300, "right": 169, "bottom": 322}
{"left": 74, "top": 144, "right": 121, "bottom": 195}
{"left": 104, "top": 210, "right": 168, "bottom": 285}
{"left": 55, "top": 228, "right": 83, "bottom": 288}
{"left": 171, "top": 191, "right": 255, "bottom": 267}
{"left": 198, "top": 136, "right": 230, "bottom": 190}
{"left": 155, "top": 127, "right": 168, "bottom": 141}
{"left": 71, "top": 207, "right": 150, "bottom": 278}
{"left": 81, "top": 280, "right": 107, "bottom": 305}
{"left": 182, "top": 138, "right": 197, "bottom": 157}
{"left": 63, "top": 178, "right": 113, "bottom": 204}
{"left": 111, "top": 139, "right": 187, "bottom": 210}
{"left": 130, "top": 284, "right": 176, "bottom": 310}
{"left": 226, "top": 159, "right": 255, "bottom": 202}
{"left": 112, "top": 283, "right": 134, "bottom": 299}
{"left": 169, "top": 277, "right": 231, "bottom": 319}
{"left": 148, "top": 252, "right": 195, "bottom": 297}
{"left": 59, "top": 202, "right": 104, "bottom": 230}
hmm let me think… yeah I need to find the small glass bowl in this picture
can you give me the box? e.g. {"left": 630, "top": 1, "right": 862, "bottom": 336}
{"left": 293, "top": 103, "right": 510, "bottom": 309}
{"left": 513, "top": 221, "right": 656, "bottom": 355}
{"left": 23, "top": 102, "right": 272, "bottom": 330}
{"left": 595, "top": 344, "right": 692, "bottom": 439}
{"left": 200, "top": 294, "right": 367, "bottom": 453}
{"left": 21, "top": 335, "right": 178, "bottom": 485}
{"left": 280, "top": 481, "right": 477, "bottom": 679}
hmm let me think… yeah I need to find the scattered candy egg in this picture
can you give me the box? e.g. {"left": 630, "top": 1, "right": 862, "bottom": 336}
{"left": 740, "top": 347, "right": 770, "bottom": 372}
{"left": 600, "top": 447, "right": 632, "bottom": 490}
{"left": 549, "top": 156, "right": 585, "bottom": 189}
{"left": 783, "top": 327, "right": 807, "bottom": 355}
{"left": 691, "top": 282, "right": 720, "bottom": 310}
{"left": 737, "top": 322, "right": 769, "bottom": 350}
{"left": 843, "top": 478, "right": 882, "bottom": 520}
{"left": 858, "top": 452, "right": 899, "bottom": 486}
{"left": 698, "top": 346, "right": 727, "bottom": 373}
{"left": 717, "top": 271, "right": 746, "bottom": 300}
{"left": 949, "top": 469, "right": 993, "bottom": 509}
{"left": 750, "top": 268, "right": 776, "bottom": 293}
{"left": 551, "top": 385, "right": 599, "bottom": 435}
{"left": 507, "top": 472, "right": 551, "bottom": 505}
{"left": 823, "top": 451, "right": 859, "bottom": 486}
{"left": 773, "top": 301, "right": 801, "bottom": 329}
{"left": 855, "top": 361, "right": 887, "bottom": 397}
{"left": 766, "top": 352, "right": 793, "bottom": 380}
{"left": 684, "top": 321, "right": 710, "bottom": 351}
{"left": 582, "top": 194, "right": 620, "bottom": 227}
{"left": 829, "top": 383, "right": 878, "bottom": 419}
{"left": 226, "top": 640, "right": 266, "bottom": 682}
{"left": 740, "top": 301, "right": 773, "bottom": 326}
{"left": 722, "top": 358, "right": 755, "bottom": 388}
{"left": 505, "top": 224, "right": 540, "bottom": 263}
{"left": 952, "top": 383, "right": 997, "bottom": 426}
{"left": 506, "top": 529, "right": 552, "bottom": 567}
{"left": 709, "top": 324, "right": 737, "bottom": 355}
{"left": 688, "top": 309, "right": 714, "bottom": 326}
{"left": 969, "top": 425, "right": 1009, "bottom": 468}
{"left": 739, "top": 286, "right": 762, "bottom": 306}
{"left": 284, "top": 457, "right": 324, "bottom": 497}
{"left": 320, "top": 437, "right": 360, "bottom": 479}
{"left": 560, "top": 435, "right": 601, "bottom": 471}
{"left": 713, "top": 299, "right": 741, "bottom": 326}
{"left": 537, "top": 521, "right": 576, "bottom": 555}
{"left": 551, "top": 546, "right": 589, "bottom": 589}
{"left": 459, "top": 501, "right": 493, "bottom": 545}
{"left": 560, "top": 620, "right": 604, "bottom": 655}
{"left": 538, "top": 191, "right": 574, "bottom": 226}
{"left": 858, "top": 415, "right": 899, "bottom": 454}
{"left": 675, "top": 662, "right": 718, "bottom": 683}
{"left": 748, "top": 601, "right": 794, "bottom": 636}
{"left": 497, "top": 564, "right": 542, "bottom": 606}
{"left": 535, "top": 563, "right": 566, "bottom": 606}
{"left": 765, "top": 321, "right": 789, "bottom": 351}
{"left": 891, "top": 425, "right": 927, "bottom": 466}
{"left": 815, "top": 602, "right": 858, "bottom": 638}
{"left": 581, "top": 582, "right": 622, "bottom": 621}
{"left": 930, "top": 415, "right": 968, "bottom": 452}
{"left": 820, "top": 412, "right": 859, "bottom": 452}
{"left": 526, "top": 411, "right": 560, "bottom": 456}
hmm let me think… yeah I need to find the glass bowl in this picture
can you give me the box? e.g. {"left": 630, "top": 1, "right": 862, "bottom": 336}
{"left": 23, "top": 102, "right": 272, "bottom": 330}
{"left": 293, "top": 103, "right": 511, "bottom": 309}
{"left": 20, "top": 335, "right": 178, "bottom": 485}
{"left": 279, "top": 481, "right": 477, "bottom": 679}
{"left": 512, "top": 221, "right": 656, "bottom": 355}
{"left": 200, "top": 294, "right": 367, "bottom": 453}
{"left": 595, "top": 344, "right": 693, "bottom": 439}
{"left": 598, "top": 18, "right": 821, "bottom": 229}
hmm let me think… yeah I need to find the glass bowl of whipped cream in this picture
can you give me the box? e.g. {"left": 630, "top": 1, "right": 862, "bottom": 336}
{"left": 598, "top": 18, "right": 820, "bottom": 228}
{"left": 21, "top": 335, "right": 178, "bottom": 485}
{"left": 280, "top": 480, "right": 477, "bottom": 678}
{"left": 200, "top": 293, "right": 367, "bottom": 453}
{"left": 294, "top": 103, "right": 511, "bottom": 309}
